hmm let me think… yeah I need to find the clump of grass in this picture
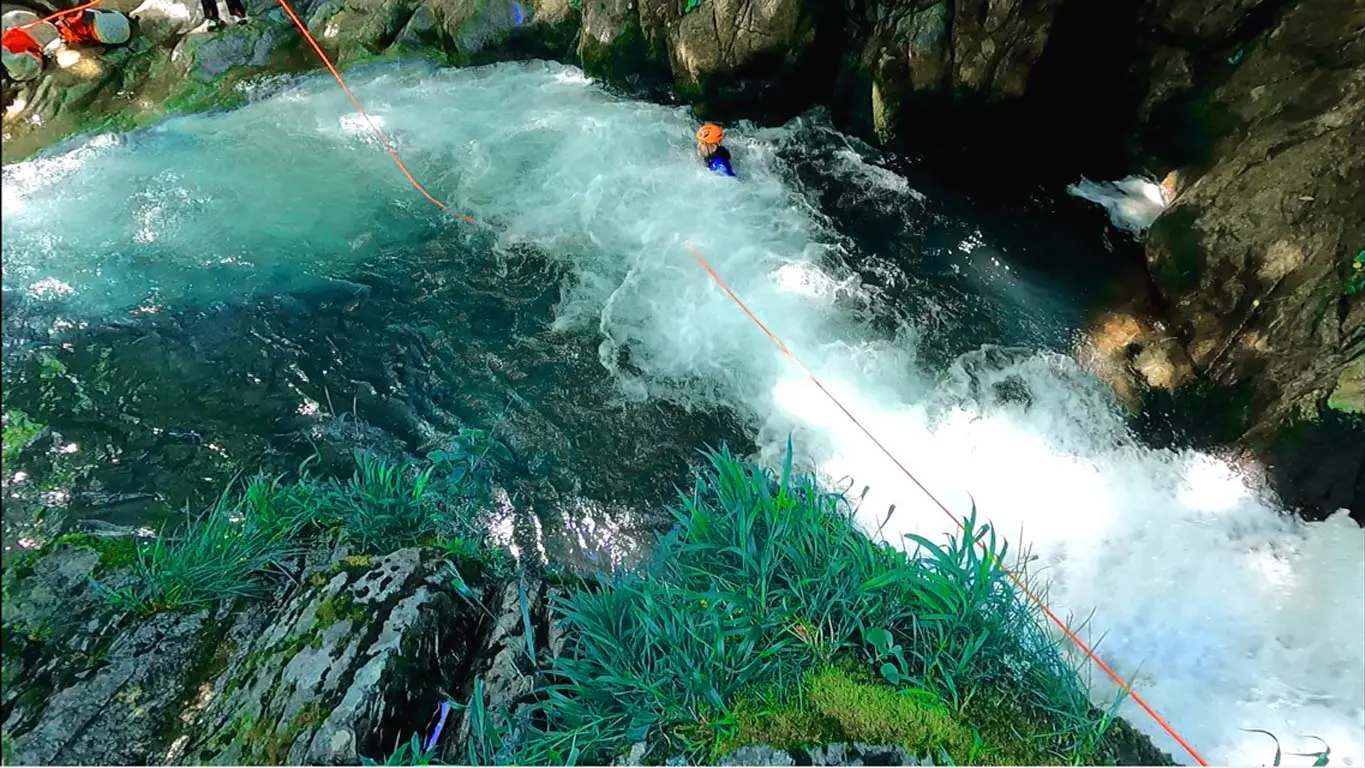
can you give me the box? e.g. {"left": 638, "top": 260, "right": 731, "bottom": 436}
{"left": 97, "top": 479, "right": 308, "bottom": 614}
{"left": 306, "top": 453, "right": 445, "bottom": 554}
{"left": 304, "top": 436, "right": 502, "bottom": 554}
{"left": 474, "top": 442, "right": 1111, "bottom": 766}
{"left": 365, "top": 733, "right": 439, "bottom": 766}
{"left": 94, "top": 439, "right": 501, "bottom": 615}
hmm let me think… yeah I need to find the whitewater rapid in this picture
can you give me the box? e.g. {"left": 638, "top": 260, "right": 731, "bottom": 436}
{"left": 3, "top": 60, "right": 1361, "bottom": 765}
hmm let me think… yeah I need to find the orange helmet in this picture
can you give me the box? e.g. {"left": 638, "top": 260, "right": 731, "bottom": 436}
{"left": 696, "top": 123, "right": 724, "bottom": 144}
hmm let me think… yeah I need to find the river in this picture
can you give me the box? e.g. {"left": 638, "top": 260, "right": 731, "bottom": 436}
{"left": 2, "top": 59, "right": 1362, "bottom": 766}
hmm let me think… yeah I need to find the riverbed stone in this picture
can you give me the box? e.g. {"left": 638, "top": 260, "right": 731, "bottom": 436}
{"left": 130, "top": 0, "right": 203, "bottom": 44}
{"left": 179, "top": 24, "right": 279, "bottom": 81}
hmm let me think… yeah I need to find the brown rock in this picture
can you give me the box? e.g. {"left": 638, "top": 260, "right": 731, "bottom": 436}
{"left": 903, "top": 1, "right": 950, "bottom": 94}
{"left": 1147, "top": 0, "right": 1269, "bottom": 43}
{"left": 666, "top": 0, "right": 817, "bottom": 92}
{"left": 950, "top": 0, "right": 1063, "bottom": 100}
{"left": 1144, "top": 0, "right": 1365, "bottom": 444}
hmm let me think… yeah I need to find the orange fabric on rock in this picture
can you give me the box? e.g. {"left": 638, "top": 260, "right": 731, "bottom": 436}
{"left": 56, "top": 10, "right": 99, "bottom": 44}
{"left": 2, "top": 25, "right": 42, "bottom": 55}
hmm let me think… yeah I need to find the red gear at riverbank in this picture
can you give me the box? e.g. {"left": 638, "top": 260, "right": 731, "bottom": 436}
{"left": 55, "top": 9, "right": 130, "bottom": 46}
{"left": 1, "top": 24, "right": 44, "bottom": 81}
{"left": 1, "top": 25, "right": 41, "bottom": 56}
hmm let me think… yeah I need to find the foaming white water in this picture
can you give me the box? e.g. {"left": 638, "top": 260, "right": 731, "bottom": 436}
{"left": 3, "top": 60, "right": 1361, "bottom": 765}
{"left": 1068, "top": 175, "right": 1170, "bottom": 236}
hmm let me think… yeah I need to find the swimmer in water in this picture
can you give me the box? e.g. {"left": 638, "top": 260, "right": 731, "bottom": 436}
{"left": 696, "top": 123, "right": 736, "bottom": 177}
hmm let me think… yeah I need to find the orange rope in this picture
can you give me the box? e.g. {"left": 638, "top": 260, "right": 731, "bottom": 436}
{"left": 685, "top": 244, "right": 1208, "bottom": 765}
{"left": 271, "top": 2, "right": 1208, "bottom": 763}
{"left": 15, "top": 0, "right": 103, "bottom": 30}
{"left": 274, "top": 0, "right": 476, "bottom": 226}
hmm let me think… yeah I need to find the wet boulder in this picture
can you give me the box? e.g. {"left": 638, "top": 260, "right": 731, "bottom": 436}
{"left": 129, "top": 0, "right": 204, "bottom": 46}
{"left": 579, "top": 0, "right": 827, "bottom": 117}
{"left": 948, "top": 0, "right": 1064, "bottom": 99}
{"left": 578, "top": 0, "right": 662, "bottom": 85}
{"left": 175, "top": 22, "right": 280, "bottom": 81}
{"left": 664, "top": 0, "right": 819, "bottom": 103}
{"left": 306, "top": 0, "right": 576, "bottom": 67}
{"left": 174, "top": 547, "right": 477, "bottom": 764}
{"left": 1143, "top": 0, "right": 1365, "bottom": 449}
{"left": 1, "top": 542, "right": 216, "bottom": 766}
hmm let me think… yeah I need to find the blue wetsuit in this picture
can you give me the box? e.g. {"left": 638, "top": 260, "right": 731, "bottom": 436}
{"left": 705, "top": 145, "right": 736, "bottom": 177}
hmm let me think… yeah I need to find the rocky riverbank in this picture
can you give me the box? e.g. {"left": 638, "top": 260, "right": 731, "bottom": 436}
{"left": 0, "top": 431, "right": 1179, "bottom": 766}
{"left": 4, "top": 0, "right": 1359, "bottom": 516}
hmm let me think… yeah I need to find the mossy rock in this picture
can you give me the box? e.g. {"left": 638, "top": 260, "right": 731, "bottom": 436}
{"left": 2, "top": 23, "right": 316, "bottom": 164}
{"left": 2, "top": 410, "right": 46, "bottom": 473}
{"left": 44, "top": 534, "right": 142, "bottom": 572}
{"left": 719, "top": 668, "right": 979, "bottom": 764}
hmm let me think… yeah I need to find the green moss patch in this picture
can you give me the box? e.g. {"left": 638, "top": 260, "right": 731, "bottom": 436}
{"left": 233, "top": 701, "right": 330, "bottom": 764}
{"left": 721, "top": 668, "right": 978, "bottom": 763}
{"left": 48, "top": 533, "right": 141, "bottom": 571}
{"left": 2, "top": 410, "right": 46, "bottom": 472}
{"left": 1148, "top": 207, "right": 1204, "bottom": 293}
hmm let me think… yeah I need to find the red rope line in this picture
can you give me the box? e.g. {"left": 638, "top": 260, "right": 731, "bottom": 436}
{"left": 270, "top": 2, "right": 1208, "bottom": 762}
{"left": 685, "top": 244, "right": 1208, "bottom": 765}
{"left": 14, "top": 0, "right": 104, "bottom": 30}
{"left": 274, "top": 0, "right": 475, "bottom": 226}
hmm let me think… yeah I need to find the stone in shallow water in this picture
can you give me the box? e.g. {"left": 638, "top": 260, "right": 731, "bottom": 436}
{"left": 180, "top": 25, "right": 278, "bottom": 82}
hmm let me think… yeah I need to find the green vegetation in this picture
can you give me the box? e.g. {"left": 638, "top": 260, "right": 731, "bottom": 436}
{"left": 93, "top": 473, "right": 310, "bottom": 614}
{"left": 719, "top": 666, "right": 978, "bottom": 760}
{"left": 10, "top": 424, "right": 1165, "bottom": 766}
{"left": 431, "top": 443, "right": 1123, "bottom": 766}
{"left": 220, "top": 702, "right": 332, "bottom": 764}
{"left": 1345, "top": 250, "right": 1364, "bottom": 297}
{"left": 90, "top": 427, "right": 506, "bottom": 615}
{"left": 48, "top": 533, "right": 141, "bottom": 570}
{"left": 367, "top": 734, "right": 439, "bottom": 766}
{"left": 2, "top": 410, "right": 46, "bottom": 472}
